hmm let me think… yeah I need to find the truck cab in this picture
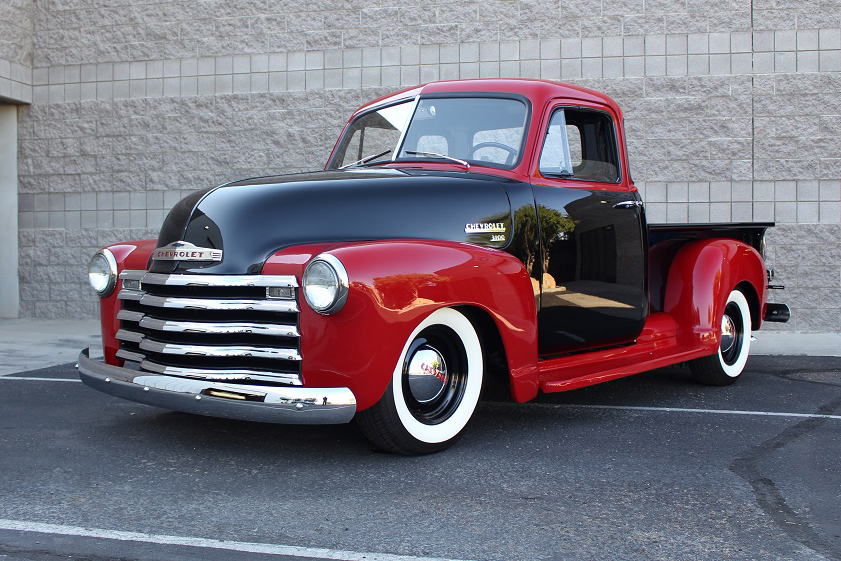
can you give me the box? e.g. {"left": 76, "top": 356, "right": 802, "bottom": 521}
{"left": 79, "top": 79, "right": 789, "bottom": 455}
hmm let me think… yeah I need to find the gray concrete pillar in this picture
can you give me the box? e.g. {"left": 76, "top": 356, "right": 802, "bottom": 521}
{"left": 0, "top": 104, "right": 19, "bottom": 318}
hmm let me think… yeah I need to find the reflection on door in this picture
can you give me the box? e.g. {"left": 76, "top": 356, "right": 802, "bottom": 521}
{"left": 534, "top": 185, "right": 646, "bottom": 355}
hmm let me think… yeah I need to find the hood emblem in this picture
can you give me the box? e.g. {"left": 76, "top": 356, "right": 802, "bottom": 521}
{"left": 152, "top": 241, "right": 222, "bottom": 262}
{"left": 465, "top": 222, "right": 506, "bottom": 234}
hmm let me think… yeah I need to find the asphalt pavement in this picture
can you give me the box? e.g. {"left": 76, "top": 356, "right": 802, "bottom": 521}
{"left": 0, "top": 353, "right": 840, "bottom": 561}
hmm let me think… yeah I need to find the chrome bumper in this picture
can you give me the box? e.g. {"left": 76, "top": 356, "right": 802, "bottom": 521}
{"left": 77, "top": 348, "right": 356, "bottom": 424}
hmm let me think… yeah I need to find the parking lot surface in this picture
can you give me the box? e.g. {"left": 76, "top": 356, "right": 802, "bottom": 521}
{"left": 1, "top": 355, "right": 840, "bottom": 561}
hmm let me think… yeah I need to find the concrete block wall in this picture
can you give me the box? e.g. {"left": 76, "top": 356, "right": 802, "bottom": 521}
{"left": 0, "top": 0, "right": 34, "bottom": 103}
{"left": 12, "top": 0, "right": 841, "bottom": 332}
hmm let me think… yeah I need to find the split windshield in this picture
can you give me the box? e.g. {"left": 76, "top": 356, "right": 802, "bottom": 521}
{"left": 329, "top": 96, "right": 529, "bottom": 170}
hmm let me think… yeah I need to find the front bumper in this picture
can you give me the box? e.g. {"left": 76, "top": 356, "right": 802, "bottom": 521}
{"left": 77, "top": 348, "right": 356, "bottom": 424}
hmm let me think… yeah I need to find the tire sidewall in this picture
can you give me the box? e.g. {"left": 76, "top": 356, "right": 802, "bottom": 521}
{"left": 718, "top": 290, "right": 752, "bottom": 378}
{"left": 391, "top": 308, "right": 483, "bottom": 444}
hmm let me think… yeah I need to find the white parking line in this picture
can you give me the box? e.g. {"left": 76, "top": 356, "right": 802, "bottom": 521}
{"left": 525, "top": 403, "right": 841, "bottom": 421}
{"left": 3, "top": 375, "right": 839, "bottom": 421}
{"left": 0, "top": 519, "right": 474, "bottom": 561}
{"left": 0, "top": 376, "right": 81, "bottom": 382}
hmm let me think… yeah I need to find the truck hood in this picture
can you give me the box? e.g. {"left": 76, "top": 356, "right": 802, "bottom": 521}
{"left": 152, "top": 168, "right": 515, "bottom": 274}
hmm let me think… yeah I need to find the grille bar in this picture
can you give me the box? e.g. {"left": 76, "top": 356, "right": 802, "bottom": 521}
{"left": 116, "top": 349, "right": 145, "bottom": 362}
{"left": 138, "top": 272, "right": 298, "bottom": 288}
{"left": 138, "top": 338, "right": 301, "bottom": 361}
{"left": 120, "top": 312, "right": 301, "bottom": 338}
{"left": 139, "top": 360, "right": 302, "bottom": 385}
{"left": 117, "top": 310, "right": 144, "bottom": 322}
{"left": 118, "top": 292, "right": 299, "bottom": 313}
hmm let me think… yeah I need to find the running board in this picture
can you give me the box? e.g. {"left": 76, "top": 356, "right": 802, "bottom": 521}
{"left": 538, "top": 312, "right": 712, "bottom": 393}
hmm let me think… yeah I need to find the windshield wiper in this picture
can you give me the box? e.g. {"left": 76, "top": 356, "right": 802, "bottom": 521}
{"left": 404, "top": 150, "right": 470, "bottom": 170}
{"left": 340, "top": 149, "right": 391, "bottom": 169}
{"left": 543, "top": 171, "right": 574, "bottom": 179}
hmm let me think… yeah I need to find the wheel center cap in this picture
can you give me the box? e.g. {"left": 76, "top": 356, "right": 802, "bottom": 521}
{"left": 721, "top": 315, "right": 735, "bottom": 354}
{"left": 407, "top": 346, "right": 448, "bottom": 404}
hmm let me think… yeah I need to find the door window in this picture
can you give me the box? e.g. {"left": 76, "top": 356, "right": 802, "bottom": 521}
{"left": 539, "top": 109, "right": 620, "bottom": 183}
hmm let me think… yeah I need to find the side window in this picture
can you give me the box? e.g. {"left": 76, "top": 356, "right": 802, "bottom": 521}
{"left": 539, "top": 108, "right": 619, "bottom": 183}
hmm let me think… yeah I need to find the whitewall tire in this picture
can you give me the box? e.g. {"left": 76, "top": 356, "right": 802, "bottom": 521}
{"left": 690, "top": 289, "right": 752, "bottom": 386}
{"left": 356, "top": 307, "right": 484, "bottom": 455}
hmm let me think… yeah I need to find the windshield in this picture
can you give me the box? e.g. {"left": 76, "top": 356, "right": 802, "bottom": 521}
{"left": 328, "top": 96, "right": 529, "bottom": 170}
{"left": 397, "top": 97, "right": 528, "bottom": 169}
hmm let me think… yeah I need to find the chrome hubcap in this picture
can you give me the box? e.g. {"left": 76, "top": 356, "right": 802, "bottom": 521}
{"left": 402, "top": 325, "right": 468, "bottom": 426}
{"left": 406, "top": 346, "right": 448, "bottom": 404}
{"left": 720, "top": 315, "right": 735, "bottom": 355}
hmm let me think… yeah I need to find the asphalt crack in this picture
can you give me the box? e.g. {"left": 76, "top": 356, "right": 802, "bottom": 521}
{"left": 730, "top": 394, "right": 841, "bottom": 561}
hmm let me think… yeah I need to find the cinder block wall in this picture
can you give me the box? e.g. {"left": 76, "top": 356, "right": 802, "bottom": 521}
{"left": 0, "top": 0, "right": 34, "bottom": 102}
{"left": 13, "top": 0, "right": 841, "bottom": 332}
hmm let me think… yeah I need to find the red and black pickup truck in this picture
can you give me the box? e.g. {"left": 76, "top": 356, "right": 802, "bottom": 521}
{"left": 79, "top": 79, "right": 789, "bottom": 455}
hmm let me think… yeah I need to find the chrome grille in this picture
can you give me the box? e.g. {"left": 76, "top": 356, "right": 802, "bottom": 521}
{"left": 116, "top": 270, "right": 302, "bottom": 386}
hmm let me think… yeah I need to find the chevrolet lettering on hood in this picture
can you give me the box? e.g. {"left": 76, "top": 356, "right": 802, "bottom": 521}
{"left": 152, "top": 241, "right": 222, "bottom": 262}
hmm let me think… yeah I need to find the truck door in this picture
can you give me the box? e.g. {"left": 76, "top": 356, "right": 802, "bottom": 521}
{"left": 532, "top": 105, "right": 647, "bottom": 355}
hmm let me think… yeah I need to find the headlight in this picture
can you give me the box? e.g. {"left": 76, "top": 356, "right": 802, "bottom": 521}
{"left": 88, "top": 249, "right": 117, "bottom": 297}
{"left": 303, "top": 253, "right": 349, "bottom": 315}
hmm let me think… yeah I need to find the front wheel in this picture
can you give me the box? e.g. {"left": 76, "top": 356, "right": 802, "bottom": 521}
{"left": 357, "top": 308, "right": 484, "bottom": 455}
{"left": 689, "top": 289, "right": 752, "bottom": 386}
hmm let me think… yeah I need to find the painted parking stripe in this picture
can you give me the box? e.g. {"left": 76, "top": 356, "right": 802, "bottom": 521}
{"left": 2, "top": 375, "right": 838, "bottom": 420}
{"left": 0, "top": 519, "right": 476, "bottom": 561}
{"left": 0, "top": 376, "right": 81, "bottom": 382}
{"left": 524, "top": 403, "right": 841, "bottom": 421}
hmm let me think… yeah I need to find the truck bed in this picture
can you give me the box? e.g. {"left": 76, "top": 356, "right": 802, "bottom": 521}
{"left": 647, "top": 222, "right": 772, "bottom": 314}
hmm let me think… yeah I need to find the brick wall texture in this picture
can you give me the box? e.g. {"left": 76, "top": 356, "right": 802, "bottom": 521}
{"left": 9, "top": 0, "right": 841, "bottom": 332}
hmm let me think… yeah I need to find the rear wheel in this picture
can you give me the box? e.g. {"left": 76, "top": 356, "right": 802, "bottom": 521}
{"left": 690, "top": 289, "right": 752, "bottom": 386}
{"left": 357, "top": 308, "right": 483, "bottom": 455}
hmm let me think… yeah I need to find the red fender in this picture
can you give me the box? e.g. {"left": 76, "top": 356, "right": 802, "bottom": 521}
{"left": 263, "top": 240, "right": 540, "bottom": 410}
{"left": 99, "top": 240, "right": 157, "bottom": 365}
{"left": 663, "top": 239, "right": 767, "bottom": 353}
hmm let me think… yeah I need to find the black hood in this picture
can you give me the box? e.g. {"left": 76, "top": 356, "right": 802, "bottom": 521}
{"left": 153, "top": 168, "right": 515, "bottom": 274}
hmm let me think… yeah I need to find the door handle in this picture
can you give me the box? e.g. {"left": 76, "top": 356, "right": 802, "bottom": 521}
{"left": 613, "top": 200, "right": 643, "bottom": 209}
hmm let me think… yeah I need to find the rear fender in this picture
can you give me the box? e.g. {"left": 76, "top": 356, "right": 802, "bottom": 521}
{"left": 663, "top": 239, "right": 767, "bottom": 352}
{"left": 263, "top": 240, "right": 539, "bottom": 410}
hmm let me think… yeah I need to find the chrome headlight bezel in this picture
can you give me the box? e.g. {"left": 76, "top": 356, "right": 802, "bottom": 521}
{"left": 303, "top": 253, "right": 349, "bottom": 315}
{"left": 88, "top": 248, "right": 118, "bottom": 297}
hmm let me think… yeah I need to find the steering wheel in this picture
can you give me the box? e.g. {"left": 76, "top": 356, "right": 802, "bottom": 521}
{"left": 470, "top": 142, "right": 518, "bottom": 166}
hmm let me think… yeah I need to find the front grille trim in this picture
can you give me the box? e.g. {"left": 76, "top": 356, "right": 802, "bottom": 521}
{"left": 117, "top": 270, "right": 302, "bottom": 386}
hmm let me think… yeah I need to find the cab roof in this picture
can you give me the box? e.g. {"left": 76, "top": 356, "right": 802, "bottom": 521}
{"left": 354, "top": 79, "right": 622, "bottom": 118}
